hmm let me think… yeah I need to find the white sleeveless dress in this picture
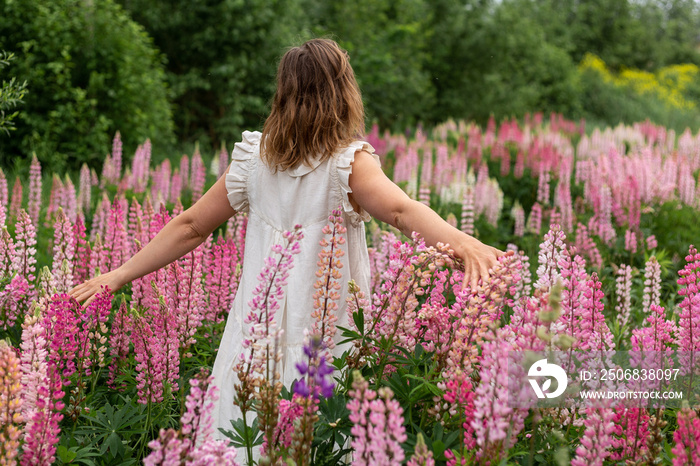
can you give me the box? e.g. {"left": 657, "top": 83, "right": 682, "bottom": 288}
{"left": 210, "top": 130, "right": 378, "bottom": 441}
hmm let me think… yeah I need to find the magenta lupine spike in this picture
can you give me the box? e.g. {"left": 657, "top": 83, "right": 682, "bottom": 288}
{"left": 526, "top": 202, "right": 542, "bottom": 235}
{"left": 62, "top": 174, "right": 78, "bottom": 222}
{"left": 72, "top": 214, "right": 90, "bottom": 285}
{"left": 77, "top": 288, "right": 112, "bottom": 376}
{"left": 441, "top": 372, "right": 475, "bottom": 449}
{"left": 0, "top": 275, "right": 29, "bottom": 330}
{"left": 49, "top": 209, "right": 75, "bottom": 293}
{"left": 11, "top": 210, "right": 37, "bottom": 299}
{"left": 534, "top": 224, "right": 566, "bottom": 292}
{"left": 20, "top": 354, "right": 64, "bottom": 466}
{"left": 130, "top": 139, "right": 152, "bottom": 193}
{"left": 671, "top": 404, "right": 700, "bottom": 465}
{"left": 127, "top": 197, "right": 144, "bottom": 258}
{"left": 558, "top": 250, "right": 589, "bottom": 343}
{"left": 204, "top": 236, "right": 239, "bottom": 323}
{"left": 571, "top": 402, "right": 617, "bottom": 466}
{"left": 460, "top": 185, "right": 475, "bottom": 235}
{"left": 505, "top": 289, "right": 549, "bottom": 353}
{"left": 615, "top": 264, "right": 633, "bottom": 333}
{"left": 27, "top": 154, "right": 42, "bottom": 225}
{"left": 43, "top": 294, "right": 81, "bottom": 382}
{"left": 180, "top": 154, "right": 190, "bottom": 190}
{"left": 108, "top": 300, "right": 132, "bottom": 389}
{"left": 262, "top": 396, "right": 303, "bottom": 455}
{"left": 0, "top": 340, "right": 23, "bottom": 463}
{"left": 8, "top": 176, "right": 22, "bottom": 223}
{"left": 169, "top": 168, "right": 182, "bottom": 205}
{"left": 610, "top": 406, "right": 649, "bottom": 463}
{"left": 190, "top": 148, "right": 206, "bottom": 202}
{"left": 111, "top": 131, "right": 123, "bottom": 184}
{"left": 675, "top": 245, "right": 700, "bottom": 378}
{"left": 218, "top": 143, "right": 229, "bottom": 178}
{"left": 575, "top": 223, "right": 603, "bottom": 269}
{"left": 44, "top": 174, "right": 63, "bottom": 225}
{"left": 311, "top": 208, "right": 346, "bottom": 351}
{"left": 103, "top": 197, "right": 128, "bottom": 272}
{"left": 78, "top": 164, "right": 91, "bottom": 214}
{"left": 174, "top": 246, "right": 206, "bottom": 351}
{"left": 347, "top": 371, "right": 407, "bottom": 466}
{"left": 0, "top": 168, "right": 8, "bottom": 226}
{"left": 579, "top": 273, "right": 614, "bottom": 354}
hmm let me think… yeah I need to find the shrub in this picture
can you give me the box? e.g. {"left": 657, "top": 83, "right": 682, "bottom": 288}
{"left": 0, "top": 0, "right": 174, "bottom": 173}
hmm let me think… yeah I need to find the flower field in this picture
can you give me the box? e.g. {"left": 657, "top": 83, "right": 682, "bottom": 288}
{"left": 1, "top": 113, "right": 700, "bottom": 465}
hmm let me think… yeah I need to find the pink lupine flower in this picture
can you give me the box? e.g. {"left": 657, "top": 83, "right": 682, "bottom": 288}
{"left": 90, "top": 193, "right": 111, "bottom": 242}
{"left": 261, "top": 396, "right": 303, "bottom": 456}
{"left": 0, "top": 340, "right": 23, "bottom": 464}
{"left": 108, "top": 300, "right": 132, "bottom": 389}
{"left": 558, "top": 248, "right": 588, "bottom": 343}
{"left": 190, "top": 148, "right": 206, "bottom": 202}
{"left": 571, "top": 402, "right": 616, "bottom": 466}
{"left": 204, "top": 235, "right": 240, "bottom": 323}
{"left": 217, "top": 143, "right": 229, "bottom": 178}
{"left": 0, "top": 168, "right": 8, "bottom": 226}
{"left": 102, "top": 197, "right": 129, "bottom": 272}
{"left": 671, "top": 404, "right": 700, "bottom": 465}
{"left": 574, "top": 222, "right": 603, "bottom": 269}
{"left": 675, "top": 245, "right": 700, "bottom": 378}
{"left": 611, "top": 406, "right": 649, "bottom": 463}
{"left": 144, "top": 429, "right": 185, "bottom": 466}
{"left": 130, "top": 139, "right": 152, "bottom": 193}
{"left": 180, "top": 154, "right": 190, "bottom": 191}
{"left": 534, "top": 224, "right": 566, "bottom": 292}
{"left": 407, "top": 434, "right": 434, "bottom": 466}
{"left": 71, "top": 214, "right": 90, "bottom": 285}
{"left": 169, "top": 168, "right": 183, "bottom": 205}
{"left": 8, "top": 176, "right": 22, "bottom": 224}
{"left": 579, "top": 273, "right": 614, "bottom": 352}
{"left": 642, "top": 256, "right": 662, "bottom": 315}
{"left": 460, "top": 185, "right": 475, "bottom": 235}
{"left": 44, "top": 174, "right": 64, "bottom": 225}
{"left": 645, "top": 234, "right": 658, "bottom": 250}
{"left": 0, "top": 275, "right": 28, "bottom": 330}
{"left": 526, "top": 202, "right": 542, "bottom": 235}
{"left": 311, "top": 208, "right": 346, "bottom": 351}
{"left": 19, "top": 314, "right": 47, "bottom": 427}
{"left": 101, "top": 131, "right": 122, "bottom": 185}
{"left": 347, "top": 371, "right": 407, "bottom": 466}
{"left": 536, "top": 169, "right": 551, "bottom": 205}
{"left": 442, "top": 372, "right": 476, "bottom": 450}
{"left": 471, "top": 333, "right": 529, "bottom": 463}
{"left": 151, "top": 159, "right": 171, "bottom": 207}
{"left": 27, "top": 154, "right": 42, "bottom": 225}
{"left": 615, "top": 264, "right": 633, "bottom": 332}
{"left": 50, "top": 209, "right": 75, "bottom": 293}
{"left": 78, "top": 163, "right": 92, "bottom": 214}
{"left": 11, "top": 210, "right": 37, "bottom": 300}
{"left": 0, "top": 227, "right": 14, "bottom": 276}
{"left": 62, "top": 174, "right": 78, "bottom": 222}
{"left": 624, "top": 229, "right": 637, "bottom": 254}
{"left": 511, "top": 202, "right": 525, "bottom": 237}
{"left": 172, "top": 246, "right": 206, "bottom": 351}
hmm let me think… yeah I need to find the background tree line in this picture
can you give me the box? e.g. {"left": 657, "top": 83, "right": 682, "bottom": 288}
{"left": 1, "top": 0, "right": 700, "bottom": 172}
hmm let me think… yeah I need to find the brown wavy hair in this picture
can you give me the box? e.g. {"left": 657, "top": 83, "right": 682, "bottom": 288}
{"left": 260, "top": 39, "right": 365, "bottom": 171}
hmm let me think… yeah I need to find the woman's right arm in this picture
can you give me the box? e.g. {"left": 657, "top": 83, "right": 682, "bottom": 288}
{"left": 69, "top": 164, "right": 237, "bottom": 306}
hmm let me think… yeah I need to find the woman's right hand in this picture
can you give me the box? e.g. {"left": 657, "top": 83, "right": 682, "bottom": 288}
{"left": 68, "top": 268, "right": 125, "bottom": 307}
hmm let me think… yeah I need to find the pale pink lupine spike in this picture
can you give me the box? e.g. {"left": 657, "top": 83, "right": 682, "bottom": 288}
{"left": 180, "top": 154, "right": 190, "bottom": 190}
{"left": 526, "top": 202, "right": 542, "bottom": 235}
{"left": 615, "top": 264, "right": 633, "bottom": 333}
{"left": 534, "top": 224, "right": 566, "bottom": 292}
{"left": 174, "top": 245, "right": 206, "bottom": 351}
{"left": 460, "top": 185, "right": 475, "bottom": 235}
{"left": 72, "top": 214, "right": 90, "bottom": 285}
{"left": 27, "top": 154, "right": 42, "bottom": 225}
{"left": 103, "top": 197, "right": 129, "bottom": 272}
{"left": 218, "top": 142, "right": 229, "bottom": 178}
{"left": 310, "top": 207, "right": 346, "bottom": 351}
{"left": 111, "top": 131, "right": 123, "bottom": 184}
{"left": 0, "top": 226, "right": 14, "bottom": 277}
{"left": 675, "top": 245, "right": 700, "bottom": 376}
{"left": 571, "top": 402, "right": 617, "bottom": 466}
{"left": 8, "top": 176, "right": 22, "bottom": 223}
{"left": 44, "top": 174, "right": 64, "bottom": 225}
{"left": 50, "top": 209, "right": 75, "bottom": 293}
{"left": 169, "top": 168, "right": 183, "bottom": 205}
{"left": 12, "top": 209, "right": 38, "bottom": 301}
{"left": 0, "top": 167, "right": 8, "bottom": 226}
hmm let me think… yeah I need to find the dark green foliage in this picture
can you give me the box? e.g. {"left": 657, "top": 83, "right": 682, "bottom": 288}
{"left": 117, "top": 0, "right": 307, "bottom": 146}
{"left": 0, "top": 50, "right": 27, "bottom": 136}
{"left": 0, "top": 0, "right": 173, "bottom": 173}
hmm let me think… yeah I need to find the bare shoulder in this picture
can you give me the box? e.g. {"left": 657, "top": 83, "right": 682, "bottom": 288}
{"left": 351, "top": 149, "right": 380, "bottom": 169}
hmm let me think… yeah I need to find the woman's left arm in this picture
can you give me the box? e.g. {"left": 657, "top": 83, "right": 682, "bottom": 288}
{"left": 348, "top": 150, "right": 503, "bottom": 289}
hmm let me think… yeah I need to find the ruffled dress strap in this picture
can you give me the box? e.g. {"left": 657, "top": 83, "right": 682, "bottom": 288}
{"left": 225, "top": 131, "right": 261, "bottom": 212}
{"left": 335, "top": 140, "right": 379, "bottom": 223}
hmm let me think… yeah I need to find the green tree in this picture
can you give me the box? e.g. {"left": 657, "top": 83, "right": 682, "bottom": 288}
{"left": 118, "top": 0, "right": 307, "bottom": 146}
{"left": 0, "top": 0, "right": 173, "bottom": 172}
{"left": 0, "top": 51, "right": 27, "bottom": 136}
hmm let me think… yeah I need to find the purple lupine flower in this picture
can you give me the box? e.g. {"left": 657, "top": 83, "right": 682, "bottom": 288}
{"left": 293, "top": 334, "right": 335, "bottom": 400}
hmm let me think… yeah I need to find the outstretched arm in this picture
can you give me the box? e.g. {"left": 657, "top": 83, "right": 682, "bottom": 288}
{"left": 348, "top": 150, "right": 503, "bottom": 289}
{"left": 69, "top": 166, "right": 237, "bottom": 306}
